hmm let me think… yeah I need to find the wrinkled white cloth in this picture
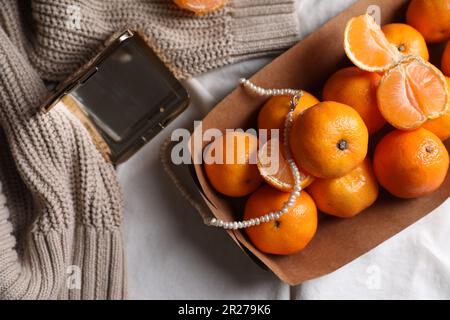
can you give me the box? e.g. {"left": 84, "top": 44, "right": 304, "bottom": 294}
{"left": 118, "top": 0, "right": 450, "bottom": 299}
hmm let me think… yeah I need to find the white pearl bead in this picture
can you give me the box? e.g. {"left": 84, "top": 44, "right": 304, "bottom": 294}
{"left": 255, "top": 218, "right": 260, "bottom": 225}
{"left": 275, "top": 213, "right": 281, "bottom": 219}
{"left": 218, "top": 220, "right": 224, "bottom": 227}
{"left": 210, "top": 218, "right": 217, "bottom": 226}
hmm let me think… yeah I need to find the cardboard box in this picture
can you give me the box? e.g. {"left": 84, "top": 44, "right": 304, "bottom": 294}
{"left": 188, "top": 0, "right": 450, "bottom": 285}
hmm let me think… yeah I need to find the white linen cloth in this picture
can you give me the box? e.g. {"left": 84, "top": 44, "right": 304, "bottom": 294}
{"left": 117, "top": 0, "right": 450, "bottom": 299}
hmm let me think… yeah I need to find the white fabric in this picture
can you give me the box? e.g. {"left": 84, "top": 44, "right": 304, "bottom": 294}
{"left": 117, "top": 0, "right": 450, "bottom": 299}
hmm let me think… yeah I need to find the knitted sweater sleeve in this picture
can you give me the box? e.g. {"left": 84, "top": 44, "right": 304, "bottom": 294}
{"left": 23, "top": 0, "right": 300, "bottom": 80}
{"left": 0, "top": 0, "right": 301, "bottom": 299}
{"left": 0, "top": 23, "right": 125, "bottom": 299}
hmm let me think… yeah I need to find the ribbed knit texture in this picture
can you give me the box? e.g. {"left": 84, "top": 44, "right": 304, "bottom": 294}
{"left": 13, "top": 0, "right": 299, "bottom": 80}
{"left": 0, "top": 0, "right": 299, "bottom": 299}
{"left": 0, "top": 22, "right": 126, "bottom": 299}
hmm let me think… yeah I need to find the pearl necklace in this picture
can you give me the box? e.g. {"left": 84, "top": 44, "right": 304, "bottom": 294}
{"left": 208, "top": 79, "right": 304, "bottom": 230}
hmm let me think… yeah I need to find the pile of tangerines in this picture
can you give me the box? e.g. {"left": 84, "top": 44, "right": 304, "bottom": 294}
{"left": 204, "top": 0, "right": 450, "bottom": 256}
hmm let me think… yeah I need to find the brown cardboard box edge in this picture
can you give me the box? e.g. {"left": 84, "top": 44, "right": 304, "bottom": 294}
{"left": 188, "top": 0, "right": 450, "bottom": 285}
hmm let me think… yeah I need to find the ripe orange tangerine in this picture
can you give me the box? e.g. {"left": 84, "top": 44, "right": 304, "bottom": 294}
{"left": 406, "top": 0, "right": 450, "bottom": 43}
{"left": 382, "top": 23, "right": 429, "bottom": 61}
{"left": 323, "top": 67, "right": 385, "bottom": 134}
{"left": 257, "top": 93, "right": 319, "bottom": 141}
{"left": 373, "top": 128, "right": 449, "bottom": 199}
{"left": 289, "top": 101, "right": 369, "bottom": 179}
{"left": 204, "top": 132, "right": 263, "bottom": 197}
{"left": 307, "top": 158, "right": 379, "bottom": 218}
{"left": 244, "top": 185, "right": 317, "bottom": 255}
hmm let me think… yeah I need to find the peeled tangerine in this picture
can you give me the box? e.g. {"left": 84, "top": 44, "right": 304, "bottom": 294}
{"left": 377, "top": 58, "right": 449, "bottom": 130}
{"left": 344, "top": 14, "right": 449, "bottom": 130}
{"left": 174, "top": 0, "right": 228, "bottom": 15}
{"left": 257, "top": 138, "right": 314, "bottom": 192}
{"left": 307, "top": 158, "right": 379, "bottom": 218}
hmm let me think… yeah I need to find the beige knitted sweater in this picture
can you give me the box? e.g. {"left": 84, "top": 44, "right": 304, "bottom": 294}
{"left": 0, "top": 0, "right": 299, "bottom": 299}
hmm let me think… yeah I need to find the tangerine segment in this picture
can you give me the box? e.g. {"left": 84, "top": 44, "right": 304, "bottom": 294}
{"left": 377, "top": 59, "right": 449, "bottom": 130}
{"left": 289, "top": 101, "right": 369, "bottom": 179}
{"left": 344, "top": 14, "right": 401, "bottom": 72}
{"left": 257, "top": 138, "right": 314, "bottom": 192}
{"left": 174, "top": 0, "right": 228, "bottom": 15}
